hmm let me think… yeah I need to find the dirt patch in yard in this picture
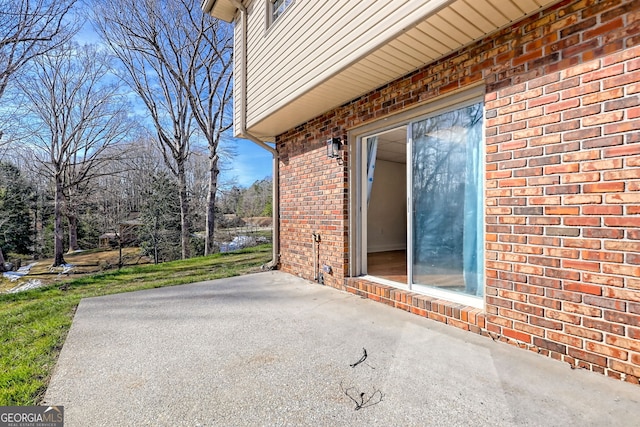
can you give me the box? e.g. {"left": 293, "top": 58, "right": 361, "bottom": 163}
{"left": 1, "top": 248, "right": 152, "bottom": 292}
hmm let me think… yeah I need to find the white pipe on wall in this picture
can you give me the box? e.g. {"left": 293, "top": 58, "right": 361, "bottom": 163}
{"left": 228, "top": 0, "right": 280, "bottom": 268}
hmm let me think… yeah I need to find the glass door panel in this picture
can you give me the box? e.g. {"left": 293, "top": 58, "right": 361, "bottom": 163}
{"left": 410, "top": 102, "right": 484, "bottom": 297}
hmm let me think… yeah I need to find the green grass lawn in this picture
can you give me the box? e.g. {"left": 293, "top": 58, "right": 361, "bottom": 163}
{"left": 0, "top": 245, "right": 272, "bottom": 405}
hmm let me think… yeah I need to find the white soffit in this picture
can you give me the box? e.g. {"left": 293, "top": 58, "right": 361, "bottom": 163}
{"left": 202, "top": 0, "right": 236, "bottom": 22}
{"left": 248, "top": 0, "right": 560, "bottom": 139}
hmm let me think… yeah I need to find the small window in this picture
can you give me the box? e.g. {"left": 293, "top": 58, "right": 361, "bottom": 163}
{"left": 270, "top": 0, "right": 293, "bottom": 25}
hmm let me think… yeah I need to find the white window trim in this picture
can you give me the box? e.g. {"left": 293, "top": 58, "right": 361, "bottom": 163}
{"left": 267, "top": 0, "right": 294, "bottom": 28}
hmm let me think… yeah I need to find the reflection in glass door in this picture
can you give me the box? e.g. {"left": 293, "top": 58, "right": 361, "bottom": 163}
{"left": 409, "top": 102, "right": 484, "bottom": 297}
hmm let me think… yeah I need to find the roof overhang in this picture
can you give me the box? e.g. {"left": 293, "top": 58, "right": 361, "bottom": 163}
{"left": 201, "top": 0, "right": 236, "bottom": 22}
{"left": 245, "top": 0, "right": 562, "bottom": 140}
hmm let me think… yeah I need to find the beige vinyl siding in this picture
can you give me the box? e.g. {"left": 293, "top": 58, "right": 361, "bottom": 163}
{"left": 237, "top": 0, "right": 556, "bottom": 138}
{"left": 244, "top": 0, "right": 448, "bottom": 129}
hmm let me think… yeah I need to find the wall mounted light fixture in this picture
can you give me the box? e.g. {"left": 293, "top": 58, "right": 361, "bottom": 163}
{"left": 327, "top": 137, "right": 343, "bottom": 159}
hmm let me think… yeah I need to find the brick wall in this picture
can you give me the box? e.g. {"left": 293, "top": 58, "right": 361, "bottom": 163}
{"left": 276, "top": 0, "right": 640, "bottom": 382}
{"left": 485, "top": 41, "right": 640, "bottom": 383}
{"left": 278, "top": 121, "right": 350, "bottom": 289}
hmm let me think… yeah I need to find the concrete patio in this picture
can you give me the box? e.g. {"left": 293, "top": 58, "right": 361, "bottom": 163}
{"left": 44, "top": 271, "right": 640, "bottom": 426}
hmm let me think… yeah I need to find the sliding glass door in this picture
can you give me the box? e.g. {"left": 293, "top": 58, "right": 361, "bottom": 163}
{"left": 408, "top": 102, "right": 484, "bottom": 298}
{"left": 355, "top": 95, "right": 484, "bottom": 303}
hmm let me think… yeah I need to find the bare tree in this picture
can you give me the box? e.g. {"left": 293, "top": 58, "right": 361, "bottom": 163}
{"left": 92, "top": 0, "right": 191, "bottom": 259}
{"left": 0, "top": 0, "right": 77, "bottom": 267}
{"left": 92, "top": 0, "right": 234, "bottom": 258}
{"left": 91, "top": 138, "right": 165, "bottom": 234}
{"left": 0, "top": 0, "right": 77, "bottom": 100}
{"left": 18, "top": 42, "right": 132, "bottom": 266}
{"left": 177, "top": 2, "right": 234, "bottom": 255}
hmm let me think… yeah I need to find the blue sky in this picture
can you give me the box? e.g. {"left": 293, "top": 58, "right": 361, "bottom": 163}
{"left": 223, "top": 139, "right": 273, "bottom": 187}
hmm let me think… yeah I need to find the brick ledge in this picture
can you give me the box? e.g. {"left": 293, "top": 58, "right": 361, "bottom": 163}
{"left": 345, "top": 277, "right": 486, "bottom": 333}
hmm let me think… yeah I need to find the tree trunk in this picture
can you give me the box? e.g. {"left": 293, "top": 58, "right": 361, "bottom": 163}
{"left": 67, "top": 213, "right": 79, "bottom": 253}
{"left": 0, "top": 248, "right": 5, "bottom": 272}
{"left": 66, "top": 188, "right": 80, "bottom": 253}
{"left": 177, "top": 161, "right": 191, "bottom": 260}
{"left": 204, "top": 155, "right": 219, "bottom": 256}
{"left": 153, "top": 217, "right": 159, "bottom": 264}
{"left": 53, "top": 176, "right": 66, "bottom": 267}
{"left": 118, "top": 232, "right": 123, "bottom": 269}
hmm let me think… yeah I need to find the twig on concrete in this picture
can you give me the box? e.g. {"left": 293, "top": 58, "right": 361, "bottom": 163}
{"left": 340, "top": 380, "right": 383, "bottom": 411}
{"left": 350, "top": 347, "right": 367, "bottom": 368}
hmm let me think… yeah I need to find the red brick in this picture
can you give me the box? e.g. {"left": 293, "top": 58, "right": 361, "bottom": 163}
{"left": 545, "top": 247, "right": 579, "bottom": 259}
{"left": 581, "top": 158, "right": 623, "bottom": 171}
{"left": 606, "top": 336, "right": 640, "bottom": 353}
{"left": 585, "top": 17, "right": 625, "bottom": 41}
{"left": 566, "top": 325, "right": 604, "bottom": 342}
{"left": 547, "top": 163, "right": 580, "bottom": 175}
{"left": 603, "top": 288, "right": 640, "bottom": 303}
{"left": 499, "top": 308, "right": 529, "bottom": 323}
{"left": 563, "top": 301, "right": 602, "bottom": 317}
{"left": 544, "top": 206, "right": 579, "bottom": 215}
{"left": 562, "top": 172, "right": 600, "bottom": 183}
{"left": 514, "top": 302, "right": 545, "bottom": 317}
{"left": 582, "top": 87, "right": 625, "bottom": 105}
{"left": 564, "top": 217, "right": 601, "bottom": 227}
{"left": 603, "top": 70, "right": 640, "bottom": 90}
{"left": 609, "top": 360, "right": 640, "bottom": 378}
{"left": 563, "top": 150, "right": 601, "bottom": 162}
{"left": 563, "top": 104, "right": 601, "bottom": 120}
{"left": 562, "top": 259, "right": 600, "bottom": 272}
{"left": 583, "top": 317, "right": 625, "bottom": 335}
{"left": 563, "top": 282, "right": 602, "bottom": 296}
{"left": 545, "top": 309, "right": 581, "bottom": 326}
{"left": 582, "top": 227, "right": 623, "bottom": 238}
{"left": 503, "top": 328, "right": 532, "bottom": 343}
{"left": 586, "top": 342, "right": 628, "bottom": 360}
{"left": 568, "top": 348, "right": 607, "bottom": 368}
{"left": 583, "top": 112, "right": 624, "bottom": 127}
{"left": 528, "top": 112, "right": 561, "bottom": 127}
{"left": 582, "top": 250, "right": 624, "bottom": 263}
{"left": 604, "top": 119, "right": 640, "bottom": 134}
{"left": 584, "top": 182, "right": 625, "bottom": 193}
{"left": 514, "top": 321, "right": 545, "bottom": 338}
{"left": 604, "top": 311, "right": 640, "bottom": 327}
{"left": 606, "top": 193, "right": 640, "bottom": 204}
{"left": 563, "top": 238, "right": 601, "bottom": 249}
{"left": 604, "top": 217, "right": 640, "bottom": 227}
{"left": 629, "top": 327, "right": 640, "bottom": 340}
{"left": 561, "top": 56, "right": 601, "bottom": 78}
{"left": 582, "top": 205, "right": 623, "bottom": 215}
{"left": 603, "top": 144, "right": 640, "bottom": 157}
{"left": 530, "top": 315, "right": 563, "bottom": 330}
{"left": 549, "top": 331, "right": 584, "bottom": 348}
{"left": 604, "top": 240, "right": 640, "bottom": 252}
{"left": 584, "top": 296, "right": 626, "bottom": 311}
{"left": 562, "top": 127, "right": 602, "bottom": 141}
{"left": 546, "top": 98, "right": 580, "bottom": 113}
{"left": 533, "top": 337, "right": 567, "bottom": 355}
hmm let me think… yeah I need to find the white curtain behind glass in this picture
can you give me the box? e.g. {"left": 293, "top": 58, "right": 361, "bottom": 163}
{"left": 411, "top": 103, "right": 484, "bottom": 297}
{"left": 366, "top": 136, "right": 378, "bottom": 206}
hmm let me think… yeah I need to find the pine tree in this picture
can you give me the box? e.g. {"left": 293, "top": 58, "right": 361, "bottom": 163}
{"left": 0, "top": 162, "right": 34, "bottom": 257}
{"left": 139, "top": 173, "right": 182, "bottom": 263}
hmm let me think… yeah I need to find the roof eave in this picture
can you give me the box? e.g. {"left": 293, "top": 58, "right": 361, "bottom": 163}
{"left": 201, "top": 0, "right": 236, "bottom": 22}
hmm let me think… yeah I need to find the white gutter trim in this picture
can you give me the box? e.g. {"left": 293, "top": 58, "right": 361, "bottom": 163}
{"left": 201, "top": 0, "right": 216, "bottom": 14}
{"left": 229, "top": 0, "right": 280, "bottom": 268}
